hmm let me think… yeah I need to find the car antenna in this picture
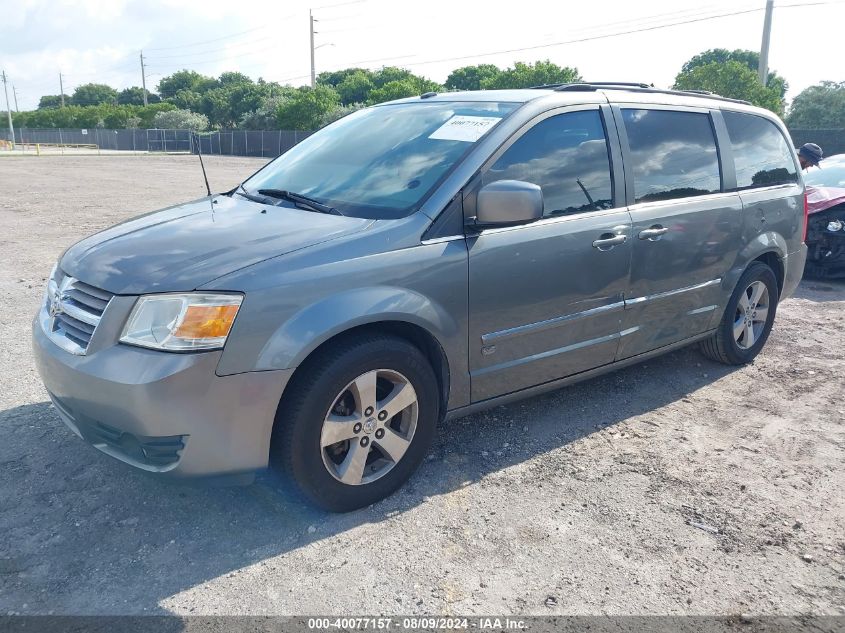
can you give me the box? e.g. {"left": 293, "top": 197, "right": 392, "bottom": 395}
{"left": 191, "top": 132, "right": 212, "bottom": 197}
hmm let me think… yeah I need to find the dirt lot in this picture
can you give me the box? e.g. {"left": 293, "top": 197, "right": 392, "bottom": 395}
{"left": 0, "top": 156, "right": 843, "bottom": 617}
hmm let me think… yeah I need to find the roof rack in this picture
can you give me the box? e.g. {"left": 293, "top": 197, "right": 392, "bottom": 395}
{"left": 530, "top": 82, "right": 751, "bottom": 106}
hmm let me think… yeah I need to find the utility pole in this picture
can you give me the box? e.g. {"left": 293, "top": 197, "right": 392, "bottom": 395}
{"left": 140, "top": 50, "right": 148, "bottom": 106}
{"left": 12, "top": 85, "right": 19, "bottom": 112}
{"left": 59, "top": 73, "right": 66, "bottom": 107}
{"left": 1, "top": 70, "right": 14, "bottom": 145}
{"left": 309, "top": 10, "right": 316, "bottom": 88}
{"left": 758, "top": 0, "right": 774, "bottom": 85}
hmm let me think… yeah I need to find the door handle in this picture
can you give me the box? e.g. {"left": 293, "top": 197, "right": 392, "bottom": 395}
{"left": 592, "top": 233, "right": 628, "bottom": 250}
{"left": 638, "top": 226, "right": 669, "bottom": 240}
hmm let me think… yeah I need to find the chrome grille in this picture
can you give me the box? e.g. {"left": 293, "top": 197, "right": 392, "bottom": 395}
{"left": 45, "top": 272, "right": 113, "bottom": 355}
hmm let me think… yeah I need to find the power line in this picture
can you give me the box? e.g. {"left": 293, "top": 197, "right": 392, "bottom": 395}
{"left": 146, "top": 44, "right": 282, "bottom": 72}
{"left": 145, "top": 35, "right": 278, "bottom": 60}
{"left": 301, "top": 0, "right": 841, "bottom": 79}
{"left": 275, "top": 2, "right": 759, "bottom": 84}
{"left": 143, "top": 12, "right": 298, "bottom": 53}
{"left": 144, "top": 25, "right": 271, "bottom": 51}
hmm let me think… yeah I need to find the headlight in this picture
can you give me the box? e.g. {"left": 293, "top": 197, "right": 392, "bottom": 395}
{"left": 827, "top": 220, "right": 843, "bottom": 232}
{"left": 120, "top": 293, "right": 242, "bottom": 351}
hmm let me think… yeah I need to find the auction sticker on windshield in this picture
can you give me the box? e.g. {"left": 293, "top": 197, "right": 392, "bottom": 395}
{"left": 429, "top": 115, "right": 502, "bottom": 142}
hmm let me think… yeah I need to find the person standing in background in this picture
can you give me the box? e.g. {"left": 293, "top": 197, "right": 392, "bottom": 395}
{"left": 798, "top": 143, "right": 823, "bottom": 170}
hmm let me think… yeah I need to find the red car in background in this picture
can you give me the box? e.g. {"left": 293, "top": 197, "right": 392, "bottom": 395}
{"left": 804, "top": 154, "right": 845, "bottom": 279}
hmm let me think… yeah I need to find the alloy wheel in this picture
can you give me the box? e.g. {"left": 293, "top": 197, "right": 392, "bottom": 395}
{"left": 733, "top": 280, "right": 770, "bottom": 350}
{"left": 319, "top": 369, "right": 418, "bottom": 485}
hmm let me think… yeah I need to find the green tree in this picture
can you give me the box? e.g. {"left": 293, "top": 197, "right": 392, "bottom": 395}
{"left": 318, "top": 103, "right": 365, "bottom": 127}
{"left": 372, "top": 66, "right": 416, "bottom": 87}
{"left": 11, "top": 102, "right": 175, "bottom": 129}
{"left": 199, "top": 88, "right": 233, "bottom": 128}
{"left": 480, "top": 60, "right": 580, "bottom": 89}
{"left": 336, "top": 71, "right": 376, "bottom": 105}
{"left": 367, "top": 79, "right": 419, "bottom": 104}
{"left": 71, "top": 83, "right": 118, "bottom": 107}
{"left": 217, "top": 71, "right": 252, "bottom": 86}
{"left": 317, "top": 68, "right": 372, "bottom": 87}
{"left": 275, "top": 85, "right": 341, "bottom": 130}
{"left": 157, "top": 70, "right": 216, "bottom": 99}
{"left": 117, "top": 86, "right": 160, "bottom": 105}
{"left": 167, "top": 89, "right": 203, "bottom": 112}
{"left": 445, "top": 64, "right": 501, "bottom": 91}
{"left": 366, "top": 73, "right": 442, "bottom": 105}
{"left": 681, "top": 48, "right": 788, "bottom": 98}
{"left": 37, "top": 94, "right": 69, "bottom": 109}
{"left": 240, "top": 93, "right": 295, "bottom": 129}
{"left": 152, "top": 108, "right": 209, "bottom": 130}
{"left": 673, "top": 60, "right": 784, "bottom": 115}
{"left": 787, "top": 81, "right": 845, "bottom": 128}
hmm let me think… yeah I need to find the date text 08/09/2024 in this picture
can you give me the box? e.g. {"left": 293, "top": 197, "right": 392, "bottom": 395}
{"left": 307, "top": 617, "right": 527, "bottom": 630}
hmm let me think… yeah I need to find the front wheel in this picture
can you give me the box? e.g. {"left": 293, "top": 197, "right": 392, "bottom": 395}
{"left": 271, "top": 334, "right": 440, "bottom": 512}
{"left": 699, "top": 262, "right": 779, "bottom": 365}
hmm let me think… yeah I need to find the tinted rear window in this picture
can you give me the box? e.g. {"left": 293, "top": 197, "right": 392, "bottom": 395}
{"left": 723, "top": 111, "right": 798, "bottom": 190}
{"left": 622, "top": 109, "right": 721, "bottom": 203}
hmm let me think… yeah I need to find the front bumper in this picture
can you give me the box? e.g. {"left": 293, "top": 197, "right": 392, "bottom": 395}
{"left": 805, "top": 235, "right": 845, "bottom": 279}
{"left": 33, "top": 309, "right": 292, "bottom": 478}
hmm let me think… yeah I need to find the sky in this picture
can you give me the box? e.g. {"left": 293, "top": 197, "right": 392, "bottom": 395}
{"left": 1, "top": 0, "right": 844, "bottom": 112}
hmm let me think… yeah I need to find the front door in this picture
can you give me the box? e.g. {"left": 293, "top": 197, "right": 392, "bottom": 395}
{"left": 613, "top": 107, "right": 743, "bottom": 359}
{"left": 467, "top": 107, "right": 632, "bottom": 402}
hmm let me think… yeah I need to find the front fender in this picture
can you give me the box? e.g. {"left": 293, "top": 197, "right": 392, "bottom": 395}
{"left": 253, "top": 286, "right": 459, "bottom": 371}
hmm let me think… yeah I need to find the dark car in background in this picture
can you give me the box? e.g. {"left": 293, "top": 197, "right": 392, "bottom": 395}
{"left": 804, "top": 154, "right": 845, "bottom": 279}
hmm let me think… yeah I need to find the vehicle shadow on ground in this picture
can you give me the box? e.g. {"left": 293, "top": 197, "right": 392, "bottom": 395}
{"left": 793, "top": 278, "right": 845, "bottom": 303}
{"left": 0, "top": 345, "right": 737, "bottom": 615}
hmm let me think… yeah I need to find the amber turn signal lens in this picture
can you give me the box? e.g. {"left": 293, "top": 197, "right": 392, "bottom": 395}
{"left": 173, "top": 304, "right": 239, "bottom": 339}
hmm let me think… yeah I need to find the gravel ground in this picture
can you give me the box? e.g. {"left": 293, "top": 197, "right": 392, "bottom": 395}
{"left": 1, "top": 156, "right": 844, "bottom": 617}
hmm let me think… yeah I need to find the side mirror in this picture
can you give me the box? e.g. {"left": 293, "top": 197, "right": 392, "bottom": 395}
{"left": 475, "top": 180, "right": 544, "bottom": 227}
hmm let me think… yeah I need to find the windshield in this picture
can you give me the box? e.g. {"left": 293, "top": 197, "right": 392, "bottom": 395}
{"left": 805, "top": 157, "right": 845, "bottom": 188}
{"left": 241, "top": 101, "right": 519, "bottom": 219}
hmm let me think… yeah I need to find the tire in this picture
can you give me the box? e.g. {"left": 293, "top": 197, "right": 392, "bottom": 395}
{"left": 271, "top": 334, "right": 439, "bottom": 512}
{"left": 699, "top": 262, "right": 779, "bottom": 365}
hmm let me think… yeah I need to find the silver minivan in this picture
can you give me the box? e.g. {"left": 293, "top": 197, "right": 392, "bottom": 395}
{"left": 33, "top": 83, "right": 808, "bottom": 511}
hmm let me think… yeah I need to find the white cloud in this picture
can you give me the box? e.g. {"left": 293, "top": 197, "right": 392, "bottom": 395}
{"left": 2, "top": 0, "right": 843, "bottom": 111}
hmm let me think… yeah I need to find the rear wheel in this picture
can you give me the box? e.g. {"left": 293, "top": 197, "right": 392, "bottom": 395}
{"left": 699, "top": 262, "right": 779, "bottom": 365}
{"left": 271, "top": 334, "right": 439, "bottom": 512}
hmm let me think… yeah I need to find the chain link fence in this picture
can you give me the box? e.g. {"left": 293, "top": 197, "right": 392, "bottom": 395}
{"left": 5, "top": 126, "right": 844, "bottom": 159}
{"left": 789, "top": 129, "right": 845, "bottom": 157}
{"left": 5, "top": 128, "right": 313, "bottom": 158}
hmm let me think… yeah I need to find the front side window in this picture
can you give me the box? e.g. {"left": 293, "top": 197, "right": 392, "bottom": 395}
{"left": 622, "top": 109, "right": 721, "bottom": 203}
{"left": 723, "top": 111, "right": 798, "bottom": 190}
{"left": 243, "top": 101, "right": 519, "bottom": 219}
{"left": 482, "top": 109, "right": 614, "bottom": 216}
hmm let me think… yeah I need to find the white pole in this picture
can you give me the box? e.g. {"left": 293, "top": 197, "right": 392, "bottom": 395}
{"left": 1, "top": 71, "right": 14, "bottom": 145}
{"left": 309, "top": 10, "right": 316, "bottom": 88}
{"left": 758, "top": 0, "right": 774, "bottom": 85}
{"left": 140, "top": 51, "right": 149, "bottom": 106}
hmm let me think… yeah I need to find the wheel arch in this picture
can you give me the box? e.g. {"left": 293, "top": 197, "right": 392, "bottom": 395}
{"left": 752, "top": 250, "right": 785, "bottom": 295}
{"left": 269, "top": 320, "right": 451, "bottom": 460}
{"left": 259, "top": 285, "right": 456, "bottom": 420}
{"left": 725, "top": 231, "right": 788, "bottom": 297}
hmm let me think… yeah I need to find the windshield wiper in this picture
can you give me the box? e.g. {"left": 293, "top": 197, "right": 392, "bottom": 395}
{"left": 257, "top": 188, "right": 344, "bottom": 216}
{"left": 234, "top": 185, "right": 268, "bottom": 204}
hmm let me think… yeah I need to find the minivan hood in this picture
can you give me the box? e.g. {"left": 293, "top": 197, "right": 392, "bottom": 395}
{"left": 60, "top": 195, "right": 372, "bottom": 294}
